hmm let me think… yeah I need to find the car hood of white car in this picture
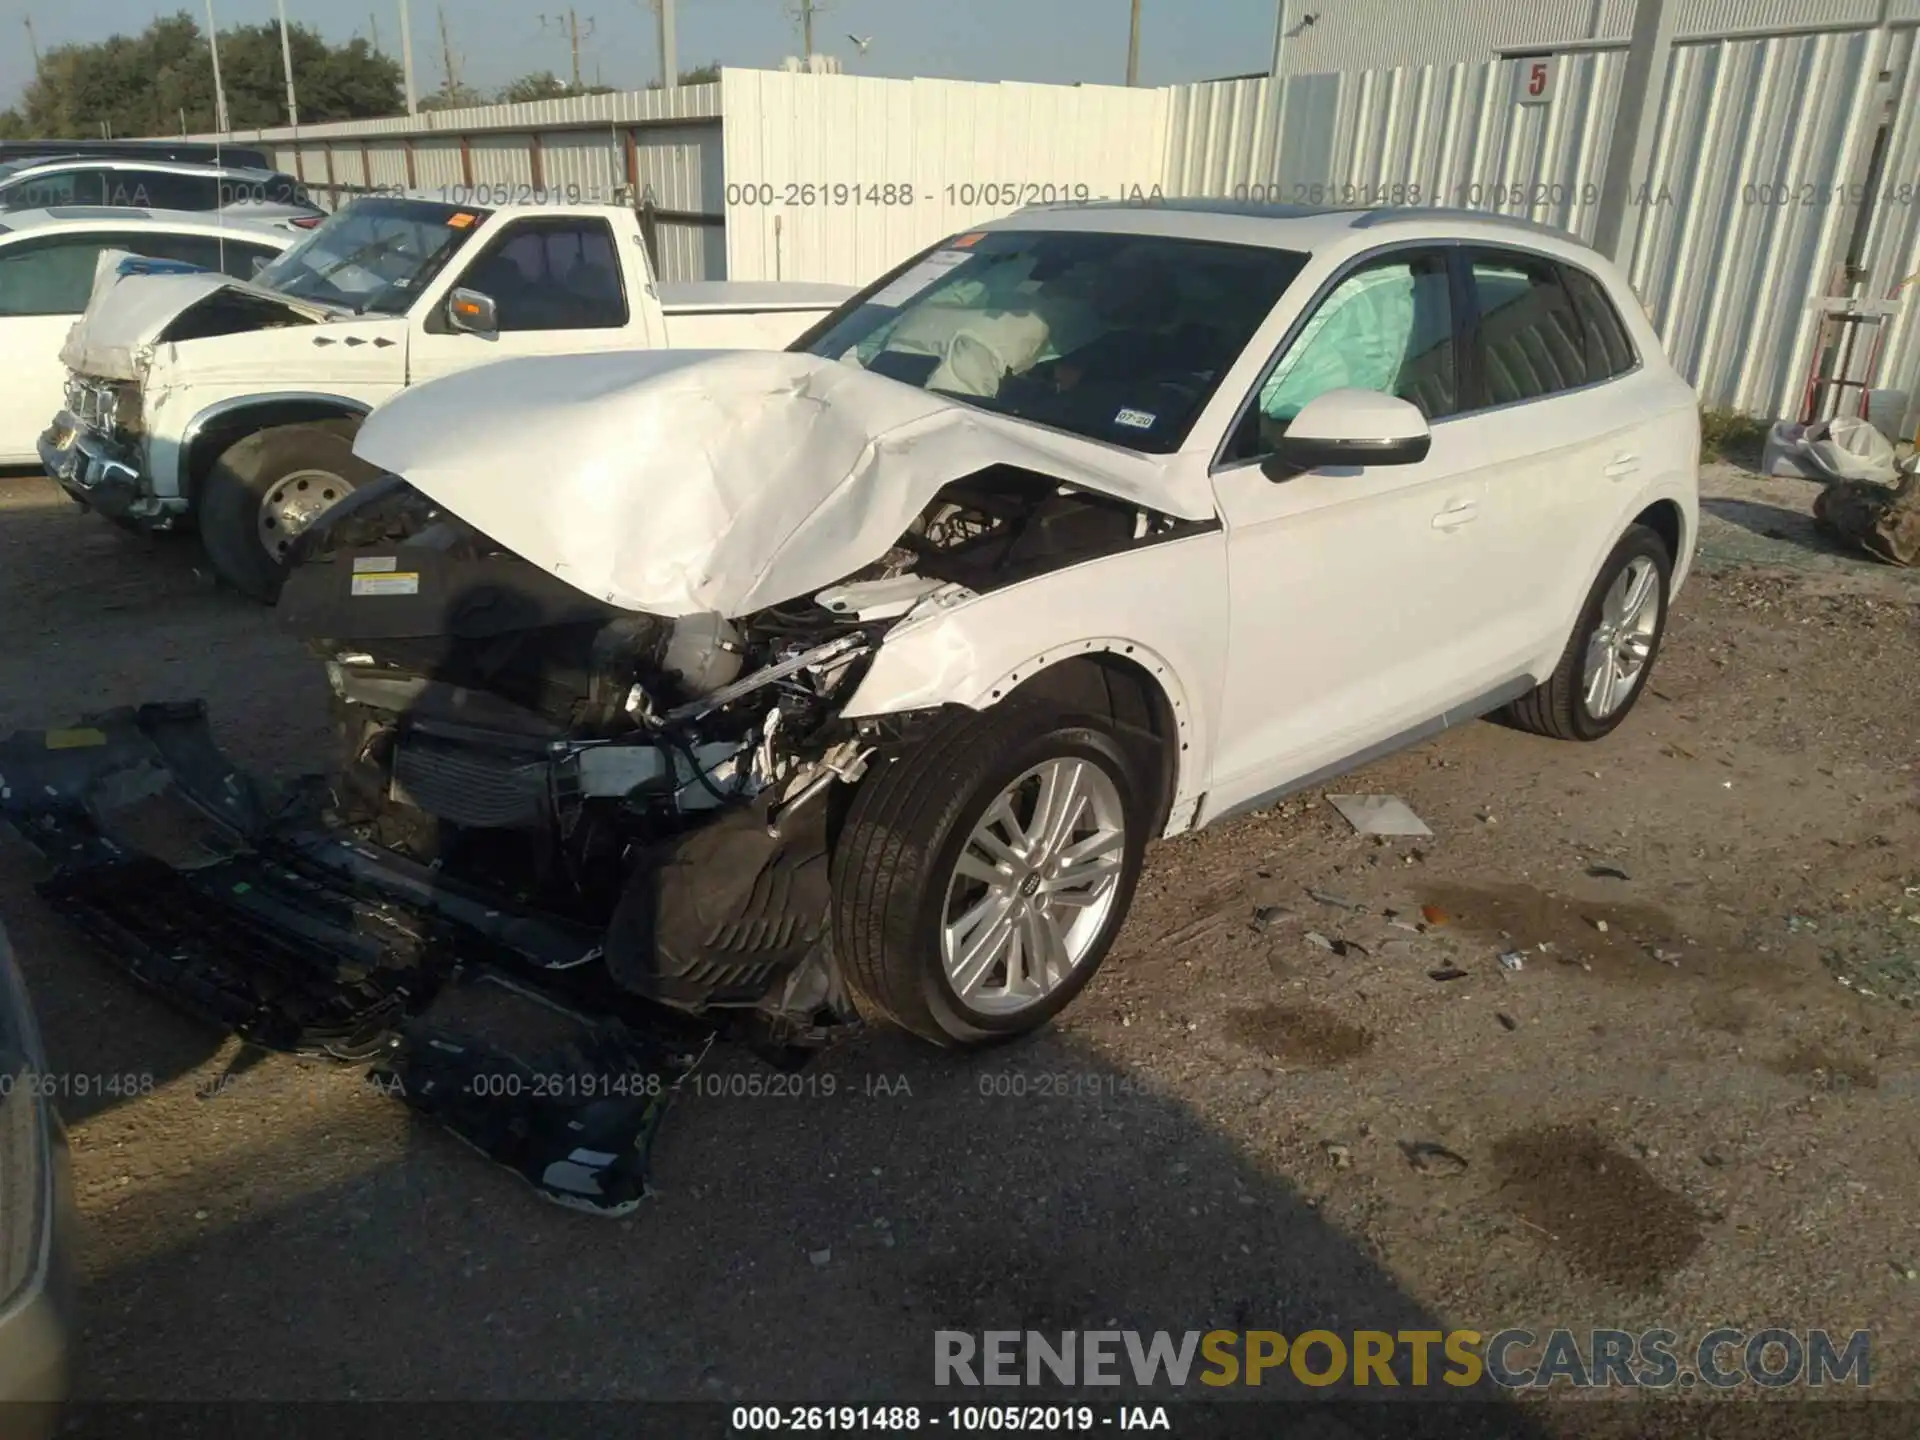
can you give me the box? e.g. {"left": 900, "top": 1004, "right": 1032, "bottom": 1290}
{"left": 59, "top": 252, "right": 333, "bottom": 382}
{"left": 352, "top": 348, "right": 1217, "bottom": 619}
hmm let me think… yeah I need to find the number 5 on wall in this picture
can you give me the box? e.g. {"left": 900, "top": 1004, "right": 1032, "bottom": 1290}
{"left": 1514, "top": 54, "right": 1557, "bottom": 105}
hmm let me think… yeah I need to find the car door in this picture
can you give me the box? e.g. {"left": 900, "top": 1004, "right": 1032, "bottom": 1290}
{"left": 1205, "top": 245, "right": 1515, "bottom": 815}
{"left": 407, "top": 214, "right": 634, "bottom": 386}
{"left": 0, "top": 166, "right": 106, "bottom": 212}
{"left": 1442, "top": 248, "right": 1657, "bottom": 675}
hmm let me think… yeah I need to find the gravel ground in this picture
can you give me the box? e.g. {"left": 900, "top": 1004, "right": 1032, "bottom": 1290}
{"left": 0, "top": 467, "right": 1915, "bottom": 1433}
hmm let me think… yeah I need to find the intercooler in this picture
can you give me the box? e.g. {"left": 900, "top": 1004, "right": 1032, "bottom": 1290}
{"left": 390, "top": 732, "right": 552, "bottom": 828}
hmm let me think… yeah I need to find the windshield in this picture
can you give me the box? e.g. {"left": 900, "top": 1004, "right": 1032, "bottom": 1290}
{"left": 795, "top": 229, "right": 1309, "bottom": 454}
{"left": 254, "top": 196, "right": 488, "bottom": 313}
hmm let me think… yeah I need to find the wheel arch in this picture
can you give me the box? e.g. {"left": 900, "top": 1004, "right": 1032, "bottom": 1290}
{"left": 1631, "top": 498, "right": 1686, "bottom": 569}
{"left": 181, "top": 393, "right": 373, "bottom": 505}
{"left": 991, "top": 646, "right": 1193, "bottom": 839}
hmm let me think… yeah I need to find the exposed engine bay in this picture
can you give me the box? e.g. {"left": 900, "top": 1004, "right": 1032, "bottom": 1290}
{"left": 271, "top": 464, "right": 1190, "bottom": 1041}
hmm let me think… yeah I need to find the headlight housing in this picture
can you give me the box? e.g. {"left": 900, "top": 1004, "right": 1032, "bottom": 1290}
{"left": 0, "top": 924, "right": 51, "bottom": 1316}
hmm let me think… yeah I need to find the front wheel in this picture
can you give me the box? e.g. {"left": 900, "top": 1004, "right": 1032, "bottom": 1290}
{"left": 831, "top": 701, "right": 1150, "bottom": 1047}
{"left": 197, "top": 421, "right": 376, "bottom": 602}
{"left": 1502, "top": 522, "right": 1672, "bottom": 741}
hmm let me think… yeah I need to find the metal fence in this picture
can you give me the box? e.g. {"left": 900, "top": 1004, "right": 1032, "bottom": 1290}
{"left": 187, "top": 40, "right": 1920, "bottom": 422}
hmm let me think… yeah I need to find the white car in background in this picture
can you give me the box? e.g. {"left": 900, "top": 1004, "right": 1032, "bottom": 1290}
{"left": 0, "top": 157, "right": 324, "bottom": 228}
{"left": 0, "top": 208, "right": 292, "bottom": 465}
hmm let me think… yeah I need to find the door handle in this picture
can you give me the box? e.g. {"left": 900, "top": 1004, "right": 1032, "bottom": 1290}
{"left": 1603, "top": 453, "right": 1641, "bottom": 480}
{"left": 1431, "top": 499, "right": 1480, "bottom": 530}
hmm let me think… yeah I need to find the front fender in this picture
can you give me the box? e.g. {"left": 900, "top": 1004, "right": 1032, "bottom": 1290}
{"left": 154, "top": 389, "right": 375, "bottom": 503}
{"left": 841, "top": 532, "right": 1230, "bottom": 834}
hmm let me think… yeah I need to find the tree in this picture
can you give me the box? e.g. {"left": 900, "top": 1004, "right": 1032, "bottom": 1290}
{"left": 496, "top": 71, "right": 615, "bottom": 104}
{"left": 12, "top": 12, "right": 402, "bottom": 138}
{"left": 649, "top": 60, "right": 721, "bottom": 89}
{"left": 420, "top": 81, "right": 489, "bottom": 112}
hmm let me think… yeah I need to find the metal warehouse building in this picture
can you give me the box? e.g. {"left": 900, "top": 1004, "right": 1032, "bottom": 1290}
{"left": 1269, "top": 0, "right": 1920, "bottom": 73}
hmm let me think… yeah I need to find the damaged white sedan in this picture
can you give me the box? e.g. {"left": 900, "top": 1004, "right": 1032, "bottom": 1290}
{"left": 4, "top": 203, "right": 1699, "bottom": 1066}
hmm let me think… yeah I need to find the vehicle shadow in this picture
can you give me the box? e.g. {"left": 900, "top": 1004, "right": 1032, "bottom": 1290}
{"left": 51, "top": 1009, "right": 1560, "bottom": 1436}
{"left": 1697, "top": 495, "right": 1856, "bottom": 563}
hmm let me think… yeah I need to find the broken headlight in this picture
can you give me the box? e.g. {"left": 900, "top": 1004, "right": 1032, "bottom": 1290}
{"left": 0, "top": 924, "right": 52, "bottom": 1313}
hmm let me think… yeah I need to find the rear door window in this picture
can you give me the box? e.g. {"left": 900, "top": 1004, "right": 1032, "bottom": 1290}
{"left": 1468, "top": 251, "right": 1591, "bottom": 405}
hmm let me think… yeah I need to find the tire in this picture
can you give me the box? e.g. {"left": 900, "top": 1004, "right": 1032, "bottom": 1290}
{"left": 1502, "top": 522, "right": 1672, "bottom": 742}
{"left": 830, "top": 700, "right": 1151, "bottom": 1047}
{"left": 197, "top": 420, "right": 375, "bottom": 602}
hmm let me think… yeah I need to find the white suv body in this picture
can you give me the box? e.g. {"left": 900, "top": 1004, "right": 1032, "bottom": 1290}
{"left": 334, "top": 201, "right": 1696, "bottom": 1045}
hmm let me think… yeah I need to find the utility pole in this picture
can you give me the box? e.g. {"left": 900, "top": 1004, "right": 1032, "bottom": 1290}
{"left": 437, "top": 4, "right": 459, "bottom": 94}
{"left": 204, "top": 0, "right": 231, "bottom": 134}
{"left": 398, "top": 0, "right": 418, "bottom": 113}
{"left": 794, "top": 0, "right": 822, "bottom": 59}
{"left": 1125, "top": 0, "right": 1142, "bottom": 85}
{"left": 370, "top": 11, "right": 381, "bottom": 54}
{"left": 1592, "top": 0, "right": 1675, "bottom": 268}
{"left": 276, "top": 0, "right": 300, "bottom": 128}
{"left": 22, "top": 16, "right": 39, "bottom": 70}
{"left": 653, "top": 0, "right": 677, "bottom": 89}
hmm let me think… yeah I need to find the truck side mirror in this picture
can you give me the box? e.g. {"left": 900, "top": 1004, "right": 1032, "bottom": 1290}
{"left": 446, "top": 287, "right": 498, "bottom": 337}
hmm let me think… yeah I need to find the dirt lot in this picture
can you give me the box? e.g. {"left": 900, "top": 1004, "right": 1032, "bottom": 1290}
{"left": 1, "top": 465, "right": 1915, "bottom": 1432}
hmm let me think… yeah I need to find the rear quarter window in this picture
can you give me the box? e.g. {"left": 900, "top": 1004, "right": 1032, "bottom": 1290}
{"left": 1560, "top": 264, "right": 1639, "bottom": 380}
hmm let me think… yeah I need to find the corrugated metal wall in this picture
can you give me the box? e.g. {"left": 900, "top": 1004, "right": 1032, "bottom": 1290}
{"left": 200, "top": 84, "right": 727, "bottom": 280}
{"left": 718, "top": 69, "right": 1166, "bottom": 284}
{"left": 1166, "top": 23, "right": 1917, "bottom": 418}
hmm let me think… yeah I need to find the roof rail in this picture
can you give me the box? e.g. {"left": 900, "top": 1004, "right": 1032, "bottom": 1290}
{"left": 1349, "top": 205, "right": 1579, "bottom": 240}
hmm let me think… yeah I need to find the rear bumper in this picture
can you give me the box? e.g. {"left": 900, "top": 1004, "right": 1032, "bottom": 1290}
{"left": 37, "top": 413, "right": 179, "bottom": 532}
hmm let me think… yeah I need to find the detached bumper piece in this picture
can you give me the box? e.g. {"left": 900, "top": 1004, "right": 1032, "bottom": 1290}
{"left": 0, "top": 701, "right": 698, "bottom": 1215}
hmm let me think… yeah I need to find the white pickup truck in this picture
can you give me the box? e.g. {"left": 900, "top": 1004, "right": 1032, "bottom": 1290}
{"left": 41, "top": 194, "right": 854, "bottom": 599}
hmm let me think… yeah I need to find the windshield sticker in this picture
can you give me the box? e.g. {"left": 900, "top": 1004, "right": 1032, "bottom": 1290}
{"left": 1114, "top": 408, "right": 1158, "bottom": 430}
{"left": 350, "top": 571, "right": 421, "bottom": 597}
{"left": 352, "top": 555, "right": 398, "bottom": 573}
{"left": 447, "top": 212, "right": 478, "bottom": 228}
{"left": 868, "top": 249, "right": 975, "bottom": 308}
{"left": 952, "top": 232, "right": 987, "bottom": 247}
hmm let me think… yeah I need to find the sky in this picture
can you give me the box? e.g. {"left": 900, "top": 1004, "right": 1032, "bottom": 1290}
{"left": 4, "top": 0, "right": 1286, "bottom": 112}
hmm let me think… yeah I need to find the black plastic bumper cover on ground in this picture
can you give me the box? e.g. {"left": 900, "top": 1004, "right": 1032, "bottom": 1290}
{"left": 0, "top": 701, "right": 698, "bottom": 1215}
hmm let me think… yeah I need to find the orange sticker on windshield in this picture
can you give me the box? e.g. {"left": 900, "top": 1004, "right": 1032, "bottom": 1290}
{"left": 448, "top": 212, "right": 477, "bottom": 228}
{"left": 951, "top": 232, "right": 986, "bottom": 247}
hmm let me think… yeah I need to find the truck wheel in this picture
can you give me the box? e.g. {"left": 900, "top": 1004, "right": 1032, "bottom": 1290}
{"left": 198, "top": 421, "right": 375, "bottom": 602}
{"left": 1502, "top": 523, "right": 1672, "bottom": 742}
{"left": 831, "top": 700, "right": 1150, "bottom": 1047}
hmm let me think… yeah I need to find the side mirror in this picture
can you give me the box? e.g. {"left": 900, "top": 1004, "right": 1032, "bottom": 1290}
{"left": 248, "top": 254, "right": 268, "bottom": 277}
{"left": 446, "top": 286, "right": 498, "bottom": 337}
{"left": 1263, "top": 389, "right": 1432, "bottom": 481}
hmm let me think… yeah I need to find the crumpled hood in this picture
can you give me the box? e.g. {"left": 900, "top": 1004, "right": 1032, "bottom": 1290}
{"left": 352, "top": 349, "right": 1214, "bottom": 618}
{"left": 60, "top": 250, "right": 332, "bottom": 381}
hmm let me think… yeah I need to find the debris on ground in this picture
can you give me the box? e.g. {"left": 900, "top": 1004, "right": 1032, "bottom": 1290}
{"left": 1323, "top": 1142, "right": 1354, "bottom": 1170}
{"left": 1304, "top": 931, "right": 1337, "bottom": 952}
{"left": 809, "top": 1248, "right": 833, "bottom": 1267}
{"left": 1496, "top": 1012, "right": 1518, "bottom": 1031}
{"left": 1421, "top": 904, "right": 1451, "bottom": 927}
{"left": 1812, "top": 469, "right": 1920, "bottom": 567}
{"left": 1498, "top": 951, "right": 1526, "bottom": 972}
{"left": 1586, "top": 865, "right": 1631, "bottom": 881}
{"left": 1307, "top": 887, "right": 1363, "bottom": 912}
{"left": 1428, "top": 965, "right": 1469, "bottom": 982}
{"left": 1250, "top": 904, "right": 1292, "bottom": 932}
{"left": 1401, "top": 1141, "right": 1470, "bottom": 1177}
{"left": 1326, "top": 794, "right": 1433, "bottom": 838}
